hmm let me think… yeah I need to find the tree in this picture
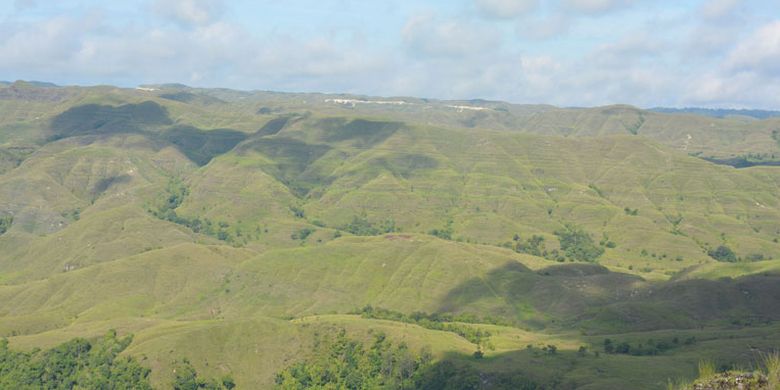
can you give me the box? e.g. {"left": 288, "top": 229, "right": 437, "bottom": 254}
{"left": 555, "top": 225, "right": 604, "bottom": 262}
{"left": 173, "top": 359, "right": 200, "bottom": 390}
{"left": 275, "top": 329, "right": 430, "bottom": 389}
{"left": 291, "top": 227, "right": 315, "bottom": 241}
{"left": 514, "top": 234, "right": 545, "bottom": 256}
{"left": 708, "top": 245, "right": 737, "bottom": 262}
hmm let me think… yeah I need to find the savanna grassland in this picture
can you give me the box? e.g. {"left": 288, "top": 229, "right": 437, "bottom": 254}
{"left": 1, "top": 81, "right": 780, "bottom": 389}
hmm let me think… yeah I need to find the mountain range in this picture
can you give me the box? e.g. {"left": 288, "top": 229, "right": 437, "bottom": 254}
{"left": 1, "top": 80, "right": 779, "bottom": 389}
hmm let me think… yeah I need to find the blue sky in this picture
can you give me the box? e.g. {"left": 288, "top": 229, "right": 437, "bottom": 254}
{"left": 1, "top": 0, "right": 779, "bottom": 108}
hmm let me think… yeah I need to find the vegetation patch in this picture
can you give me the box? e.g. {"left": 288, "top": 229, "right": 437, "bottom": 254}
{"left": 356, "top": 306, "right": 495, "bottom": 348}
{"left": 275, "top": 329, "right": 431, "bottom": 389}
{"left": 555, "top": 225, "right": 604, "bottom": 262}
{"left": 708, "top": 245, "right": 737, "bottom": 263}
{"left": 0, "top": 331, "right": 151, "bottom": 389}
{"left": 512, "top": 234, "right": 545, "bottom": 257}
{"left": 602, "top": 336, "right": 696, "bottom": 356}
{"left": 429, "top": 219, "right": 454, "bottom": 240}
{"left": 342, "top": 215, "right": 397, "bottom": 236}
{"left": 172, "top": 359, "right": 235, "bottom": 390}
{"left": 291, "top": 227, "right": 315, "bottom": 241}
{"left": 149, "top": 178, "right": 245, "bottom": 245}
{"left": 0, "top": 214, "right": 12, "bottom": 235}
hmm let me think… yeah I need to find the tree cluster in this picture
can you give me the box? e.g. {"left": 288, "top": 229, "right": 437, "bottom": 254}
{"left": 554, "top": 225, "right": 604, "bottom": 262}
{"left": 342, "top": 215, "right": 396, "bottom": 236}
{"left": 0, "top": 330, "right": 151, "bottom": 389}
{"left": 275, "top": 329, "right": 431, "bottom": 389}
{"left": 172, "top": 359, "right": 235, "bottom": 390}
{"left": 708, "top": 245, "right": 737, "bottom": 263}
{"left": 602, "top": 336, "right": 696, "bottom": 356}
{"left": 357, "top": 306, "right": 493, "bottom": 348}
{"left": 149, "top": 179, "right": 248, "bottom": 245}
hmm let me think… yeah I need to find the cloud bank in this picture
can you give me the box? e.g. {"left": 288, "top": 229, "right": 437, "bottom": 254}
{"left": 0, "top": 0, "right": 778, "bottom": 108}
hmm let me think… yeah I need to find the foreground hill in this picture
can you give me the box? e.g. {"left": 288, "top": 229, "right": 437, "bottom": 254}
{"left": 1, "top": 82, "right": 779, "bottom": 388}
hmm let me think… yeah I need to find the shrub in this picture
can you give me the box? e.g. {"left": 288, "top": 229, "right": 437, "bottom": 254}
{"left": 291, "top": 227, "right": 315, "bottom": 241}
{"left": 555, "top": 225, "right": 604, "bottom": 262}
{"left": 0, "top": 215, "right": 12, "bottom": 235}
{"left": 343, "top": 215, "right": 396, "bottom": 236}
{"left": 708, "top": 245, "right": 737, "bottom": 262}
{"left": 514, "top": 234, "right": 545, "bottom": 256}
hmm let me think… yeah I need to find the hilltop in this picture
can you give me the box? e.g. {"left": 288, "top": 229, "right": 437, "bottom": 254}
{"left": 1, "top": 82, "right": 779, "bottom": 389}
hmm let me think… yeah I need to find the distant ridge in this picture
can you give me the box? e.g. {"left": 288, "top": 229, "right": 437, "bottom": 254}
{"left": 0, "top": 80, "right": 60, "bottom": 88}
{"left": 650, "top": 107, "right": 780, "bottom": 120}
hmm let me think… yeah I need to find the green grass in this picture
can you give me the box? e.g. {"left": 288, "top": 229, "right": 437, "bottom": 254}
{"left": 2, "top": 84, "right": 780, "bottom": 388}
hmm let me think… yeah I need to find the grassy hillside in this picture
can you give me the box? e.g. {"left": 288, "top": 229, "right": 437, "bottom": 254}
{"left": 1, "top": 83, "right": 779, "bottom": 388}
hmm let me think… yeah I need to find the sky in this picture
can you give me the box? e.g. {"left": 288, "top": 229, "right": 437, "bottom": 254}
{"left": 1, "top": 0, "right": 779, "bottom": 108}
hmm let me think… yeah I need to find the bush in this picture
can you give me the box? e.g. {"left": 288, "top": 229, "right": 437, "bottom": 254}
{"left": 429, "top": 227, "right": 452, "bottom": 240}
{"left": 514, "top": 234, "right": 545, "bottom": 256}
{"left": 708, "top": 245, "right": 737, "bottom": 262}
{"left": 343, "top": 215, "right": 396, "bottom": 236}
{"left": 291, "top": 227, "right": 315, "bottom": 241}
{"left": 0, "top": 215, "right": 12, "bottom": 235}
{"left": 555, "top": 225, "right": 604, "bottom": 262}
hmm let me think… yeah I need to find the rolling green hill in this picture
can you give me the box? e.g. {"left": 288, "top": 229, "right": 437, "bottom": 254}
{"left": 1, "top": 82, "right": 779, "bottom": 389}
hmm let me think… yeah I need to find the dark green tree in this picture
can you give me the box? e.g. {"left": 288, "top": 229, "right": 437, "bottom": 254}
{"left": 555, "top": 225, "right": 604, "bottom": 262}
{"left": 708, "top": 245, "right": 737, "bottom": 262}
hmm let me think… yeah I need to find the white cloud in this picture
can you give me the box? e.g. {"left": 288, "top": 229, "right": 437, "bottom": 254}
{"left": 593, "top": 33, "right": 665, "bottom": 64}
{"left": 700, "top": 0, "right": 743, "bottom": 21}
{"left": 402, "top": 13, "right": 502, "bottom": 58}
{"left": 562, "top": 0, "right": 637, "bottom": 15}
{"left": 152, "top": 0, "right": 225, "bottom": 27}
{"left": 515, "top": 13, "right": 570, "bottom": 40}
{"left": 475, "top": 0, "right": 538, "bottom": 19}
{"left": 13, "top": 0, "right": 37, "bottom": 10}
{"left": 726, "top": 21, "right": 780, "bottom": 76}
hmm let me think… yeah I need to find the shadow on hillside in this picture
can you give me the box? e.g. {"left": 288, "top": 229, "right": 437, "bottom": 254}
{"left": 48, "top": 101, "right": 247, "bottom": 166}
{"left": 437, "top": 261, "right": 780, "bottom": 333}
{"left": 372, "top": 153, "right": 439, "bottom": 179}
{"left": 255, "top": 115, "right": 305, "bottom": 137}
{"left": 414, "top": 351, "right": 546, "bottom": 389}
{"left": 235, "top": 136, "right": 333, "bottom": 196}
{"left": 438, "top": 262, "right": 642, "bottom": 329}
{"left": 318, "top": 118, "right": 403, "bottom": 147}
{"left": 160, "top": 125, "right": 246, "bottom": 166}
{"left": 415, "top": 318, "right": 780, "bottom": 390}
{"left": 91, "top": 174, "right": 132, "bottom": 199}
{"left": 159, "top": 91, "right": 225, "bottom": 106}
{"left": 591, "top": 272, "right": 780, "bottom": 330}
{"left": 49, "top": 101, "right": 172, "bottom": 139}
{"left": 233, "top": 116, "right": 424, "bottom": 195}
